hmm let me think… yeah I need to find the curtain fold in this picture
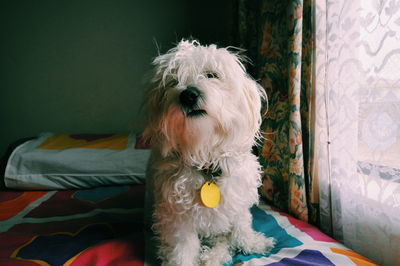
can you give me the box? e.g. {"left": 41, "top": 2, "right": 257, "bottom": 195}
{"left": 238, "top": 0, "right": 317, "bottom": 224}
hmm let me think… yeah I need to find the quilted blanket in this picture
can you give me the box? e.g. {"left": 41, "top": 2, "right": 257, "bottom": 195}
{"left": 0, "top": 185, "right": 376, "bottom": 265}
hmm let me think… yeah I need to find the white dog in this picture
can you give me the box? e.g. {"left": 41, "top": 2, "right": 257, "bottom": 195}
{"left": 144, "top": 40, "right": 274, "bottom": 266}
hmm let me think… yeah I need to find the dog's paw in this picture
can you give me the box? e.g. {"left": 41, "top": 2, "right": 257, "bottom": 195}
{"left": 159, "top": 244, "right": 199, "bottom": 266}
{"left": 240, "top": 233, "right": 275, "bottom": 255}
{"left": 200, "top": 245, "right": 232, "bottom": 266}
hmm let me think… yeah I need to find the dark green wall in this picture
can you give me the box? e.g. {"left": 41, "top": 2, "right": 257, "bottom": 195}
{"left": 0, "top": 0, "right": 235, "bottom": 156}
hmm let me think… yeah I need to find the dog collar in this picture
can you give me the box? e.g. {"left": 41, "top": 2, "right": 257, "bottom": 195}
{"left": 200, "top": 166, "right": 222, "bottom": 183}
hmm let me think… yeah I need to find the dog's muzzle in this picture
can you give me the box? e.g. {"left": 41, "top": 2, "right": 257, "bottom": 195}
{"left": 179, "top": 86, "right": 207, "bottom": 117}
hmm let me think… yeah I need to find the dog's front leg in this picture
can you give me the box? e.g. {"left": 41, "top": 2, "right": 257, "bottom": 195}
{"left": 200, "top": 234, "right": 232, "bottom": 266}
{"left": 159, "top": 222, "right": 200, "bottom": 266}
{"left": 231, "top": 209, "right": 275, "bottom": 255}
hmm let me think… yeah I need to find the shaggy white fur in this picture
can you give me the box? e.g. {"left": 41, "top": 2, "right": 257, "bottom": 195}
{"left": 144, "top": 40, "right": 274, "bottom": 266}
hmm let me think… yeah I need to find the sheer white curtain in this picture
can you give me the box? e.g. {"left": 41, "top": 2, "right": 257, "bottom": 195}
{"left": 315, "top": 0, "right": 400, "bottom": 265}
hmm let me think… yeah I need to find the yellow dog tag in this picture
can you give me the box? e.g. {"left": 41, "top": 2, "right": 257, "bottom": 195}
{"left": 200, "top": 182, "right": 220, "bottom": 208}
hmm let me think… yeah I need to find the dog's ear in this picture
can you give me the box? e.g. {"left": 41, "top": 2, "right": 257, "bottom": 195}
{"left": 143, "top": 48, "right": 182, "bottom": 156}
{"left": 242, "top": 77, "right": 267, "bottom": 142}
{"left": 142, "top": 77, "right": 164, "bottom": 150}
{"left": 143, "top": 49, "right": 171, "bottom": 149}
{"left": 143, "top": 78, "right": 183, "bottom": 157}
{"left": 142, "top": 92, "right": 159, "bottom": 150}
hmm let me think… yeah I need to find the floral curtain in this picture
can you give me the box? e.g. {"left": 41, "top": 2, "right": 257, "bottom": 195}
{"left": 315, "top": 1, "right": 400, "bottom": 265}
{"left": 238, "top": 0, "right": 317, "bottom": 224}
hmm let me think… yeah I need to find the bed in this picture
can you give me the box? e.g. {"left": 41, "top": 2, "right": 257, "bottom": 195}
{"left": 0, "top": 133, "right": 376, "bottom": 266}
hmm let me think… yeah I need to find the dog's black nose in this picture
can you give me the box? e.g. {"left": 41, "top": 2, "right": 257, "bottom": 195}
{"left": 179, "top": 86, "right": 201, "bottom": 108}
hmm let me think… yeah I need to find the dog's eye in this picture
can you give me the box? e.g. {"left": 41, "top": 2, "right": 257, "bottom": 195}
{"left": 205, "top": 72, "right": 219, "bottom": 79}
{"left": 166, "top": 79, "right": 178, "bottom": 87}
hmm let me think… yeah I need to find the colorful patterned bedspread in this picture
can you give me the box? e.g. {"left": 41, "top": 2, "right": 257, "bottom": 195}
{"left": 0, "top": 185, "right": 145, "bottom": 266}
{"left": 0, "top": 185, "right": 376, "bottom": 266}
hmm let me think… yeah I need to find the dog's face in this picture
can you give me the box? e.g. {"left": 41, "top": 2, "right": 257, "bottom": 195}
{"left": 144, "top": 40, "right": 266, "bottom": 165}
